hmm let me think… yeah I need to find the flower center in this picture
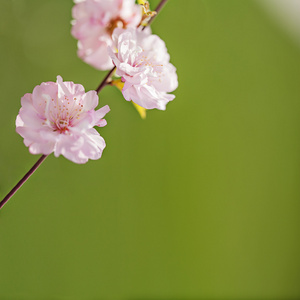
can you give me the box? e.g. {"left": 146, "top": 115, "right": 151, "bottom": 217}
{"left": 43, "top": 96, "right": 85, "bottom": 134}
{"left": 56, "top": 119, "right": 69, "bottom": 133}
{"left": 106, "top": 17, "right": 127, "bottom": 36}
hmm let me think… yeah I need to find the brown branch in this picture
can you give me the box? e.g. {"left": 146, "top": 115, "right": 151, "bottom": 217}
{"left": 0, "top": 155, "right": 47, "bottom": 210}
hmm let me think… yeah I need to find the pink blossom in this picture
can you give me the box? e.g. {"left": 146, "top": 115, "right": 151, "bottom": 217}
{"left": 71, "top": 0, "right": 142, "bottom": 70}
{"left": 108, "top": 28, "right": 178, "bottom": 110}
{"left": 16, "top": 76, "right": 110, "bottom": 164}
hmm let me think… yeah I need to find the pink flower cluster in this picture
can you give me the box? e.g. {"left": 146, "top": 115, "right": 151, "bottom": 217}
{"left": 16, "top": 76, "right": 109, "bottom": 164}
{"left": 16, "top": 0, "right": 178, "bottom": 164}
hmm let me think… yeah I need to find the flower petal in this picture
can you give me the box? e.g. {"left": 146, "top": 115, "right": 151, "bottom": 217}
{"left": 81, "top": 90, "right": 99, "bottom": 111}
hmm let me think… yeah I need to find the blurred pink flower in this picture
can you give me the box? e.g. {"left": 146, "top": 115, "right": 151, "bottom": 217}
{"left": 16, "top": 76, "right": 110, "bottom": 164}
{"left": 71, "top": 0, "right": 142, "bottom": 70}
{"left": 108, "top": 28, "right": 178, "bottom": 110}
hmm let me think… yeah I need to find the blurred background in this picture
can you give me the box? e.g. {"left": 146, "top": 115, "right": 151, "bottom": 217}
{"left": 1, "top": 0, "right": 300, "bottom": 299}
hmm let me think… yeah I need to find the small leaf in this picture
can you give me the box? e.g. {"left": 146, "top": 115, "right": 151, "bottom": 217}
{"left": 132, "top": 102, "right": 146, "bottom": 119}
{"left": 111, "top": 79, "right": 124, "bottom": 92}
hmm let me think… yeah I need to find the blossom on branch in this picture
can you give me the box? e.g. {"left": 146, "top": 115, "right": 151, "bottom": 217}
{"left": 108, "top": 27, "right": 178, "bottom": 110}
{"left": 71, "top": 0, "right": 142, "bottom": 70}
{"left": 16, "top": 76, "right": 110, "bottom": 164}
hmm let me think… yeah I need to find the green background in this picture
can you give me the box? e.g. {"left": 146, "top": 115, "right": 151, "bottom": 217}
{"left": 1, "top": 0, "right": 300, "bottom": 299}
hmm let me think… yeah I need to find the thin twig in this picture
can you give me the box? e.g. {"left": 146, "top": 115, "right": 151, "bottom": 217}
{"left": 145, "top": 0, "right": 168, "bottom": 28}
{"left": 0, "top": 155, "right": 47, "bottom": 210}
{"left": 95, "top": 66, "right": 116, "bottom": 94}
